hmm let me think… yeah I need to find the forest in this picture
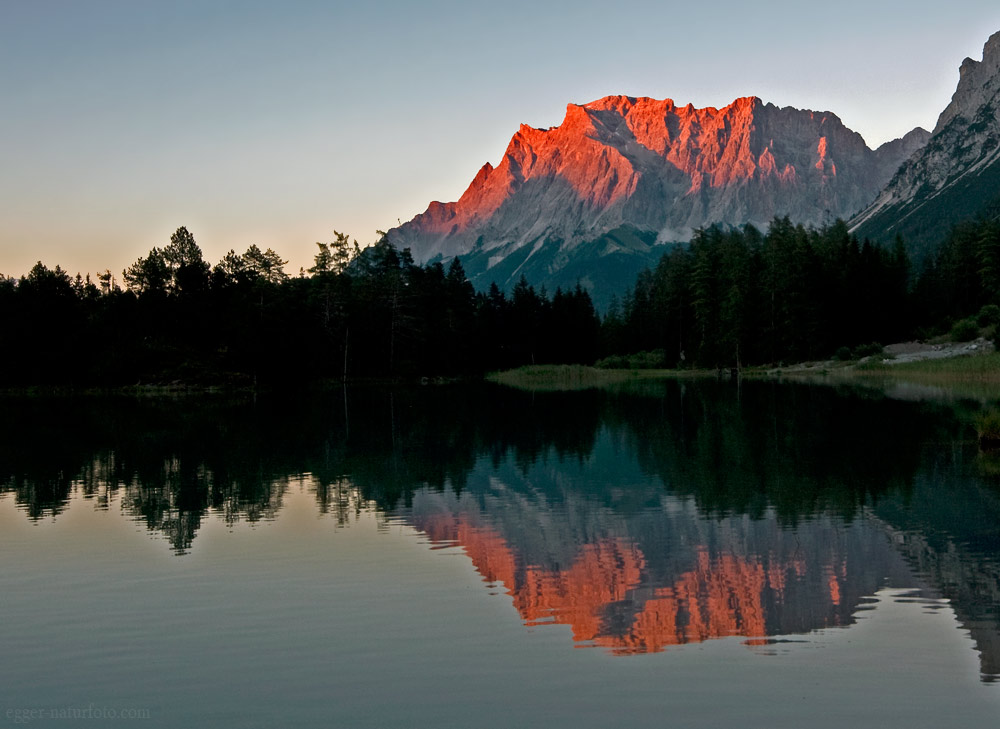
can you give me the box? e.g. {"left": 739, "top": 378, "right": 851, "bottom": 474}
{"left": 1, "top": 216, "right": 998, "bottom": 386}
{"left": 0, "top": 228, "right": 597, "bottom": 385}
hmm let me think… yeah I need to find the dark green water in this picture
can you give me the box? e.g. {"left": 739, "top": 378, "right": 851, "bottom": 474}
{"left": 2, "top": 380, "right": 1000, "bottom": 727}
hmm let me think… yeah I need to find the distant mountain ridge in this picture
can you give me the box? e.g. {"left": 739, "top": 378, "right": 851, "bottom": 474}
{"left": 389, "top": 94, "right": 928, "bottom": 304}
{"left": 851, "top": 30, "right": 1000, "bottom": 259}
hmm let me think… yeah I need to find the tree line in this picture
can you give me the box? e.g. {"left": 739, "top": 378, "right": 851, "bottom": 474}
{"left": 603, "top": 219, "right": 912, "bottom": 367}
{"left": 0, "top": 227, "right": 598, "bottom": 385}
{"left": 602, "top": 216, "right": 1000, "bottom": 369}
{"left": 2, "top": 216, "right": 998, "bottom": 386}
{"left": 604, "top": 217, "right": 1000, "bottom": 369}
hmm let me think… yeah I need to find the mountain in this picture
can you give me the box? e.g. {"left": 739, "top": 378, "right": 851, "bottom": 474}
{"left": 851, "top": 31, "right": 1000, "bottom": 260}
{"left": 390, "top": 95, "right": 928, "bottom": 306}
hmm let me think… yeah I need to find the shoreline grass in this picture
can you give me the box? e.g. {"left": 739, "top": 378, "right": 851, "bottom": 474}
{"left": 752, "top": 350, "right": 1000, "bottom": 402}
{"left": 485, "top": 364, "right": 721, "bottom": 391}
{"left": 490, "top": 350, "right": 1000, "bottom": 396}
{"left": 849, "top": 352, "right": 1000, "bottom": 386}
{"left": 486, "top": 365, "right": 638, "bottom": 391}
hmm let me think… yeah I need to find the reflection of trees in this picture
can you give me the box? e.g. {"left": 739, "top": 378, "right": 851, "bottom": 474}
{"left": 314, "top": 476, "right": 372, "bottom": 527}
{"left": 603, "top": 381, "right": 962, "bottom": 522}
{"left": 0, "top": 381, "right": 982, "bottom": 546}
{"left": 0, "top": 396, "right": 298, "bottom": 552}
{"left": 5, "top": 381, "right": 1000, "bottom": 674}
{"left": 1, "top": 386, "right": 596, "bottom": 550}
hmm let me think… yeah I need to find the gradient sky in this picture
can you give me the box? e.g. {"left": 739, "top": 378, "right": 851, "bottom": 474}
{"left": 3, "top": 0, "right": 1000, "bottom": 279}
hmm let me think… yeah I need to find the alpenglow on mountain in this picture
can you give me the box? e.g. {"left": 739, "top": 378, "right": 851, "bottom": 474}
{"left": 389, "top": 95, "right": 929, "bottom": 303}
{"left": 852, "top": 30, "right": 1000, "bottom": 260}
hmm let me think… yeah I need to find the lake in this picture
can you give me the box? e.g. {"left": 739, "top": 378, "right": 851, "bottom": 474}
{"left": 2, "top": 379, "right": 1000, "bottom": 728}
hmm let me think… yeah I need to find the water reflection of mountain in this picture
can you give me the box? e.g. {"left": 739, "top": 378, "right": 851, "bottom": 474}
{"left": 405, "top": 481, "right": 913, "bottom": 653}
{"left": 2, "top": 382, "right": 1000, "bottom": 674}
{"left": 871, "top": 465, "right": 1000, "bottom": 681}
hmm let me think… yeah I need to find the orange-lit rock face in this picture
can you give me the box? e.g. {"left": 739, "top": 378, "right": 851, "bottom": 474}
{"left": 392, "top": 94, "right": 923, "bottom": 266}
{"left": 414, "top": 510, "right": 847, "bottom": 654}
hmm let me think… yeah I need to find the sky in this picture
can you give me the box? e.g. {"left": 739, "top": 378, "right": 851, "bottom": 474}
{"left": 3, "top": 0, "right": 1000, "bottom": 279}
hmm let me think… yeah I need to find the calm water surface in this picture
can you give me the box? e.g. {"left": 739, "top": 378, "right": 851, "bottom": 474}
{"left": 2, "top": 380, "right": 1000, "bottom": 727}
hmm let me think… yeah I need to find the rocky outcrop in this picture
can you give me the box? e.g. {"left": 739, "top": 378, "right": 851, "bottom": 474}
{"left": 852, "top": 31, "right": 1000, "bottom": 259}
{"left": 390, "top": 95, "right": 925, "bottom": 301}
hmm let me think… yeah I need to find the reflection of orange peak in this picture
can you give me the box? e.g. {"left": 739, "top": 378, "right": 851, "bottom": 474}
{"left": 416, "top": 512, "right": 838, "bottom": 654}
{"left": 516, "top": 540, "right": 645, "bottom": 642}
{"left": 419, "top": 512, "right": 646, "bottom": 643}
{"left": 603, "top": 549, "right": 769, "bottom": 654}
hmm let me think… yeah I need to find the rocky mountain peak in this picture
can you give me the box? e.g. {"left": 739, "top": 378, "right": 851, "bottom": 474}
{"left": 934, "top": 30, "right": 1000, "bottom": 134}
{"left": 851, "top": 29, "right": 1000, "bottom": 260}
{"left": 390, "top": 93, "right": 926, "bottom": 305}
